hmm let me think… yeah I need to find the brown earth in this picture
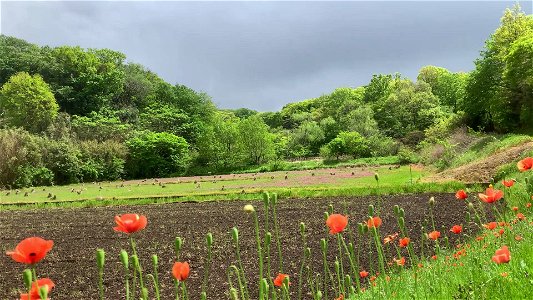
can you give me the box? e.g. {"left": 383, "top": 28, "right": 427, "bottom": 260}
{"left": 424, "top": 142, "right": 533, "bottom": 183}
{"left": 0, "top": 194, "right": 482, "bottom": 300}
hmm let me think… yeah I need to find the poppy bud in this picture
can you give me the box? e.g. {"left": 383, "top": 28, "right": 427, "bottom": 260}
{"left": 468, "top": 202, "right": 474, "bottom": 210}
{"left": 263, "top": 192, "right": 270, "bottom": 206}
{"left": 120, "top": 250, "right": 129, "bottom": 270}
{"left": 348, "top": 243, "right": 354, "bottom": 254}
{"left": 201, "top": 292, "right": 207, "bottom": 300}
{"left": 323, "top": 211, "right": 329, "bottom": 222}
{"left": 393, "top": 205, "right": 400, "bottom": 216}
{"left": 328, "top": 204, "right": 334, "bottom": 214}
{"left": 142, "top": 288, "right": 148, "bottom": 299}
{"left": 466, "top": 212, "right": 471, "bottom": 222}
{"left": 265, "top": 232, "right": 272, "bottom": 246}
{"left": 344, "top": 274, "right": 352, "bottom": 288}
{"left": 489, "top": 178, "right": 494, "bottom": 184}
{"left": 334, "top": 260, "right": 340, "bottom": 274}
{"left": 231, "top": 227, "right": 239, "bottom": 243}
{"left": 320, "top": 238, "right": 327, "bottom": 253}
{"left": 400, "top": 208, "right": 405, "bottom": 218}
{"left": 358, "top": 223, "right": 364, "bottom": 235}
{"left": 317, "top": 291, "right": 323, "bottom": 299}
{"left": 23, "top": 269, "right": 32, "bottom": 290}
{"left": 175, "top": 237, "right": 183, "bottom": 254}
{"left": 300, "top": 222, "right": 306, "bottom": 235}
{"left": 429, "top": 197, "right": 435, "bottom": 206}
{"left": 368, "top": 205, "right": 375, "bottom": 216}
{"left": 244, "top": 204, "right": 255, "bottom": 213}
{"left": 152, "top": 254, "right": 158, "bottom": 267}
{"left": 96, "top": 249, "right": 105, "bottom": 270}
{"left": 132, "top": 255, "right": 140, "bottom": 269}
{"left": 363, "top": 224, "right": 369, "bottom": 234}
{"left": 229, "top": 288, "right": 239, "bottom": 300}
{"left": 271, "top": 193, "right": 278, "bottom": 205}
{"left": 39, "top": 286, "right": 48, "bottom": 300}
{"left": 374, "top": 173, "right": 379, "bottom": 182}
{"left": 261, "top": 278, "right": 269, "bottom": 294}
{"left": 206, "top": 233, "right": 213, "bottom": 248}
{"left": 399, "top": 217, "right": 405, "bottom": 228}
{"left": 305, "top": 247, "right": 311, "bottom": 258}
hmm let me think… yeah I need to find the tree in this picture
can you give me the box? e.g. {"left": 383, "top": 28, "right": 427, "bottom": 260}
{"left": 0, "top": 72, "right": 59, "bottom": 133}
{"left": 417, "top": 66, "right": 468, "bottom": 111}
{"left": 504, "top": 33, "right": 533, "bottom": 129}
{"left": 238, "top": 115, "right": 275, "bottom": 165}
{"left": 126, "top": 132, "right": 190, "bottom": 178}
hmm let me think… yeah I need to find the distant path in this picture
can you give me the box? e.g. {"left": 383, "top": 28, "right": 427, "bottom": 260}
{"left": 424, "top": 142, "right": 533, "bottom": 183}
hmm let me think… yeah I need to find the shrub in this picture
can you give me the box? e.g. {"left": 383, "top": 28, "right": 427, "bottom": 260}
{"left": 397, "top": 146, "right": 420, "bottom": 165}
{"left": 0, "top": 128, "right": 43, "bottom": 188}
{"left": 126, "top": 131, "right": 190, "bottom": 178}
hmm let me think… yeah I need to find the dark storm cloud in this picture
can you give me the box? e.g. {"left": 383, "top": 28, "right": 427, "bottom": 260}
{"left": 1, "top": 1, "right": 531, "bottom": 111}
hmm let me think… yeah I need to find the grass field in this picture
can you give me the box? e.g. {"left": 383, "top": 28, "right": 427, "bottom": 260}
{"left": 0, "top": 164, "right": 431, "bottom": 209}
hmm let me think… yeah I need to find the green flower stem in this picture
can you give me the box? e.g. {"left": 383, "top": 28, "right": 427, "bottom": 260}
{"left": 252, "top": 211, "right": 265, "bottom": 299}
{"left": 129, "top": 237, "right": 146, "bottom": 300}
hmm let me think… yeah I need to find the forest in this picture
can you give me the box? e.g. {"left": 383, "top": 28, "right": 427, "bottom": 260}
{"left": 0, "top": 6, "right": 532, "bottom": 188}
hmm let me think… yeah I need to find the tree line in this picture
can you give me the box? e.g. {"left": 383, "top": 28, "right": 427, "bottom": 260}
{"left": 0, "top": 5, "right": 531, "bottom": 188}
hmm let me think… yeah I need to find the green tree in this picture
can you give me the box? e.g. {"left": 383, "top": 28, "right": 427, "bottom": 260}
{"left": 0, "top": 72, "right": 59, "bottom": 132}
{"left": 238, "top": 115, "right": 275, "bottom": 164}
{"left": 417, "top": 66, "right": 468, "bottom": 111}
{"left": 126, "top": 131, "right": 190, "bottom": 178}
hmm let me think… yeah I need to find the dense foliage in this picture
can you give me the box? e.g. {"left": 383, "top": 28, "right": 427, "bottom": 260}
{"left": 0, "top": 5, "right": 531, "bottom": 188}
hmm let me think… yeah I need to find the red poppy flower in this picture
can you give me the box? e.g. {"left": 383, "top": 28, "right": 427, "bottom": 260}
{"left": 6, "top": 237, "right": 54, "bottom": 265}
{"left": 399, "top": 237, "right": 410, "bottom": 248}
{"left": 517, "top": 213, "right": 525, "bottom": 221}
{"left": 335, "top": 295, "right": 344, "bottom": 300}
{"left": 502, "top": 179, "right": 515, "bottom": 188}
{"left": 172, "top": 262, "right": 190, "bottom": 281}
{"left": 428, "top": 231, "right": 441, "bottom": 240}
{"left": 366, "top": 216, "right": 382, "bottom": 228}
{"left": 19, "top": 278, "right": 55, "bottom": 300}
{"left": 359, "top": 270, "right": 369, "bottom": 278}
{"left": 273, "top": 273, "right": 290, "bottom": 287}
{"left": 326, "top": 214, "right": 348, "bottom": 234}
{"left": 512, "top": 206, "right": 519, "bottom": 211}
{"left": 114, "top": 214, "right": 148, "bottom": 234}
{"left": 492, "top": 246, "right": 510, "bottom": 264}
{"left": 483, "top": 222, "right": 497, "bottom": 230}
{"left": 526, "top": 203, "right": 532, "bottom": 208}
{"left": 455, "top": 190, "right": 468, "bottom": 200}
{"left": 517, "top": 157, "right": 533, "bottom": 172}
{"left": 450, "top": 225, "right": 462, "bottom": 234}
{"left": 393, "top": 256, "right": 406, "bottom": 266}
{"left": 478, "top": 188, "right": 503, "bottom": 204}
{"left": 431, "top": 255, "right": 437, "bottom": 260}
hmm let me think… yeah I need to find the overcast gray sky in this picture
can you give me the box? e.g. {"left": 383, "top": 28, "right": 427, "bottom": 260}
{"left": 1, "top": 1, "right": 531, "bottom": 111}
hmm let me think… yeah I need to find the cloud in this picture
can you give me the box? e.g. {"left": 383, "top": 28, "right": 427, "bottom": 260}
{"left": 1, "top": 1, "right": 530, "bottom": 111}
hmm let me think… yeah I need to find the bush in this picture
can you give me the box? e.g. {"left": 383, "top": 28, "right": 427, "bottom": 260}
{"left": 14, "top": 166, "right": 54, "bottom": 188}
{"left": 0, "top": 128, "right": 43, "bottom": 188}
{"left": 126, "top": 131, "right": 190, "bottom": 178}
{"left": 397, "top": 146, "right": 420, "bottom": 165}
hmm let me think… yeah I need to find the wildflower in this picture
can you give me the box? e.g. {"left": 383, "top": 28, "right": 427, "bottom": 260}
{"left": 483, "top": 222, "right": 497, "bottom": 230}
{"left": 502, "top": 179, "right": 515, "bottom": 188}
{"left": 359, "top": 270, "right": 369, "bottom": 278}
{"left": 428, "top": 231, "right": 441, "bottom": 240}
{"left": 417, "top": 263, "right": 424, "bottom": 268}
{"left": 399, "top": 237, "right": 410, "bottom": 248}
{"left": 383, "top": 232, "right": 399, "bottom": 244}
{"left": 517, "top": 213, "right": 525, "bottom": 221}
{"left": 431, "top": 255, "right": 437, "bottom": 260}
{"left": 394, "top": 257, "right": 406, "bottom": 266}
{"left": 450, "top": 225, "right": 462, "bottom": 234}
{"left": 6, "top": 237, "right": 54, "bottom": 264}
{"left": 501, "top": 272, "right": 508, "bottom": 277}
{"left": 19, "top": 278, "right": 54, "bottom": 300}
{"left": 366, "top": 216, "right": 382, "bottom": 228}
{"left": 478, "top": 188, "right": 503, "bottom": 204}
{"left": 326, "top": 214, "right": 348, "bottom": 234}
{"left": 517, "top": 157, "right": 533, "bottom": 172}
{"left": 172, "top": 262, "right": 190, "bottom": 281}
{"left": 114, "top": 214, "right": 147, "bottom": 234}
{"left": 526, "top": 203, "right": 532, "bottom": 208}
{"left": 515, "top": 235, "right": 523, "bottom": 241}
{"left": 335, "top": 295, "right": 344, "bottom": 300}
{"left": 273, "top": 273, "right": 290, "bottom": 287}
{"left": 498, "top": 229, "right": 505, "bottom": 236}
{"left": 370, "top": 276, "right": 377, "bottom": 282}
{"left": 243, "top": 204, "right": 255, "bottom": 213}
{"left": 492, "top": 246, "right": 511, "bottom": 264}
{"left": 512, "top": 206, "right": 519, "bottom": 211}
{"left": 455, "top": 190, "right": 468, "bottom": 200}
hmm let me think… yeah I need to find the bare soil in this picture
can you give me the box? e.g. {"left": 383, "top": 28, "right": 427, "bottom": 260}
{"left": 0, "top": 194, "right": 478, "bottom": 299}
